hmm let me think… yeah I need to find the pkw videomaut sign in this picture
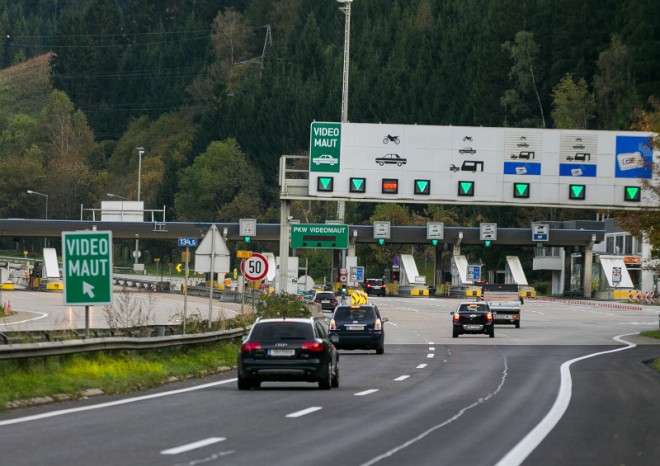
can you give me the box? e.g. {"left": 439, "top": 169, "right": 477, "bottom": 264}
{"left": 62, "top": 231, "right": 113, "bottom": 305}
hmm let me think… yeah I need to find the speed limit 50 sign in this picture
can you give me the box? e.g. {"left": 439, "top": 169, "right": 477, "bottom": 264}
{"left": 240, "top": 252, "right": 269, "bottom": 281}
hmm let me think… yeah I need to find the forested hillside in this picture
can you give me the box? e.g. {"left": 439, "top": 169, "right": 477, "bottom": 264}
{"left": 0, "top": 0, "right": 658, "bottom": 233}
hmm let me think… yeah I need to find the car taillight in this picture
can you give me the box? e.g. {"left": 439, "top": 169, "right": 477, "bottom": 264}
{"left": 453, "top": 313, "right": 460, "bottom": 322}
{"left": 375, "top": 318, "right": 382, "bottom": 331}
{"left": 241, "top": 341, "right": 262, "bottom": 353}
{"left": 331, "top": 298, "right": 337, "bottom": 304}
{"left": 329, "top": 319, "right": 336, "bottom": 330}
{"left": 314, "top": 298, "right": 320, "bottom": 303}
{"left": 367, "top": 284, "right": 372, "bottom": 288}
{"left": 486, "top": 312, "right": 493, "bottom": 321}
{"left": 513, "top": 314, "right": 519, "bottom": 320}
{"left": 301, "top": 341, "right": 324, "bottom": 352}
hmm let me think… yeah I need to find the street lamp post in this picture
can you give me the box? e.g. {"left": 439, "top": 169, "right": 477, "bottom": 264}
{"left": 27, "top": 190, "right": 49, "bottom": 249}
{"left": 134, "top": 147, "right": 145, "bottom": 268}
{"left": 337, "top": 0, "right": 352, "bottom": 277}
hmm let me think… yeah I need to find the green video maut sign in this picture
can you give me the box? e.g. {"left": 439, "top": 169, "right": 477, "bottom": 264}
{"left": 63, "top": 231, "right": 113, "bottom": 305}
{"left": 290, "top": 223, "right": 348, "bottom": 249}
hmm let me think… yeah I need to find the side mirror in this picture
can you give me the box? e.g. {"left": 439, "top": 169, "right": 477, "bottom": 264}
{"left": 330, "top": 334, "right": 339, "bottom": 344}
{"left": 450, "top": 311, "right": 455, "bottom": 315}
{"left": 382, "top": 317, "right": 389, "bottom": 323}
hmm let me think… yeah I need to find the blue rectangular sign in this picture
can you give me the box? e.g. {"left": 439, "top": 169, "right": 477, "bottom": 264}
{"left": 178, "top": 238, "right": 198, "bottom": 247}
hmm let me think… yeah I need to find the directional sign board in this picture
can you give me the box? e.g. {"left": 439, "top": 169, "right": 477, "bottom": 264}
{"left": 427, "top": 222, "right": 444, "bottom": 240}
{"left": 373, "top": 221, "right": 391, "bottom": 239}
{"left": 290, "top": 223, "right": 349, "bottom": 249}
{"left": 63, "top": 231, "right": 113, "bottom": 305}
{"left": 532, "top": 223, "right": 550, "bottom": 242}
{"left": 241, "top": 252, "right": 269, "bottom": 281}
{"left": 239, "top": 218, "right": 257, "bottom": 237}
{"left": 480, "top": 223, "right": 497, "bottom": 241}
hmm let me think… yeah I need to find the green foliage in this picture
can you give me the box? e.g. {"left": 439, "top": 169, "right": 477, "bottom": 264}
{"left": 256, "top": 294, "right": 312, "bottom": 319}
{"left": 551, "top": 74, "right": 596, "bottom": 129}
{"left": 0, "top": 342, "right": 241, "bottom": 408}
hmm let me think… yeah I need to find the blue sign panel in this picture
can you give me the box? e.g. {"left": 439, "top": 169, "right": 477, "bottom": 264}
{"left": 615, "top": 136, "right": 653, "bottom": 179}
{"left": 503, "top": 162, "right": 541, "bottom": 176}
{"left": 178, "top": 238, "right": 198, "bottom": 247}
{"left": 355, "top": 267, "right": 364, "bottom": 281}
{"left": 559, "top": 164, "right": 597, "bottom": 177}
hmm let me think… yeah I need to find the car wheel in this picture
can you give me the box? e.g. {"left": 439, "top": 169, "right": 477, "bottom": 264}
{"left": 376, "top": 343, "right": 385, "bottom": 355}
{"left": 452, "top": 329, "right": 459, "bottom": 338}
{"left": 319, "top": 364, "right": 332, "bottom": 390}
{"left": 331, "top": 363, "right": 339, "bottom": 388}
{"left": 489, "top": 327, "right": 495, "bottom": 338}
{"left": 515, "top": 322, "right": 520, "bottom": 329}
{"left": 238, "top": 375, "right": 252, "bottom": 390}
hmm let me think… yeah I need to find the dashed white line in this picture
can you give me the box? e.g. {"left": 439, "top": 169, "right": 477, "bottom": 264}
{"left": 429, "top": 347, "right": 435, "bottom": 351}
{"left": 416, "top": 364, "right": 427, "bottom": 369}
{"left": 286, "top": 406, "right": 323, "bottom": 418}
{"left": 161, "top": 437, "right": 226, "bottom": 455}
{"left": 355, "top": 389, "right": 380, "bottom": 396}
{"left": 394, "top": 375, "right": 410, "bottom": 381}
{"left": 426, "top": 353, "right": 435, "bottom": 359}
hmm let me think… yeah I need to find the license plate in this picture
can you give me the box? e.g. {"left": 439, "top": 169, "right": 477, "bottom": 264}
{"left": 346, "top": 325, "right": 364, "bottom": 331}
{"left": 464, "top": 324, "right": 482, "bottom": 330}
{"left": 268, "top": 349, "right": 295, "bottom": 356}
{"left": 321, "top": 300, "right": 330, "bottom": 303}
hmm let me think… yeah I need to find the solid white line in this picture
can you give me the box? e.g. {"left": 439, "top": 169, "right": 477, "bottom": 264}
{"left": 416, "top": 364, "right": 427, "bottom": 369}
{"left": 286, "top": 407, "right": 322, "bottom": 418}
{"left": 0, "top": 311, "right": 48, "bottom": 326}
{"left": 355, "top": 389, "right": 379, "bottom": 396}
{"left": 493, "top": 333, "right": 637, "bottom": 466}
{"left": 0, "top": 378, "right": 237, "bottom": 427}
{"left": 426, "top": 353, "right": 435, "bottom": 359}
{"left": 428, "top": 341, "right": 434, "bottom": 345}
{"left": 161, "top": 437, "right": 226, "bottom": 455}
{"left": 394, "top": 375, "right": 410, "bottom": 381}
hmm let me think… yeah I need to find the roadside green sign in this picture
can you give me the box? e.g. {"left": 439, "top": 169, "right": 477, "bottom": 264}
{"left": 310, "top": 122, "right": 341, "bottom": 173}
{"left": 290, "top": 223, "right": 348, "bottom": 249}
{"left": 63, "top": 231, "right": 113, "bottom": 305}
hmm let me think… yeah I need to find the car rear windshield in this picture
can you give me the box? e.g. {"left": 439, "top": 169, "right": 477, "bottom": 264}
{"left": 367, "top": 280, "right": 383, "bottom": 286}
{"left": 315, "top": 292, "right": 335, "bottom": 300}
{"left": 458, "top": 304, "right": 489, "bottom": 313}
{"left": 250, "top": 322, "right": 315, "bottom": 340}
{"left": 334, "top": 306, "right": 376, "bottom": 321}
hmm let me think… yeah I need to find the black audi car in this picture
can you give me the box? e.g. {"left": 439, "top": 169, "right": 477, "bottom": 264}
{"left": 237, "top": 317, "right": 339, "bottom": 390}
{"left": 329, "top": 304, "right": 388, "bottom": 354}
{"left": 451, "top": 302, "right": 494, "bottom": 338}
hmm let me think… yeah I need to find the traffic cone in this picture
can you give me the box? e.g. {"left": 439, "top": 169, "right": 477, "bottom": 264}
{"left": 2, "top": 301, "right": 7, "bottom": 316}
{"left": 7, "top": 300, "right": 12, "bottom": 315}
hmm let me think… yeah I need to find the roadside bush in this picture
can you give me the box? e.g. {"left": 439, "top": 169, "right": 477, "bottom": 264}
{"left": 256, "top": 294, "right": 311, "bottom": 318}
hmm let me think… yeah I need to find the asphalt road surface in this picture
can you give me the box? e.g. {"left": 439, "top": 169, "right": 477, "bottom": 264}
{"left": 0, "top": 293, "right": 659, "bottom": 466}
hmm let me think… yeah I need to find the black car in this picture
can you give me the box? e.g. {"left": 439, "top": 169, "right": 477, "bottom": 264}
{"left": 490, "top": 301, "right": 521, "bottom": 328}
{"left": 237, "top": 317, "right": 339, "bottom": 390}
{"left": 329, "top": 304, "right": 387, "bottom": 354}
{"left": 313, "top": 291, "right": 339, "bottom": 311}
{"left": 364, "top": 278, "right": 386, "bottom": 296}
{"left": 375, "top": 153, "right": 407, "bottom": 166}
{"left": 452, "top": 302, "right": 494, "bottom": 338}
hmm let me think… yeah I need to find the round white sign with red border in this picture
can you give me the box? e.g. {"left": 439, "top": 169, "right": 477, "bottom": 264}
{"left": 241, "top": 252, "right": 269, "bottom": 281}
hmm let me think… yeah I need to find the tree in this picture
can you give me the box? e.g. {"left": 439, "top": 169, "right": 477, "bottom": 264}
{"left": 174, "top": 138, "right": 264, "bottom": 221}
{"left": 593, "top": 34, "right": 639, "bottom": 130}
{"left": 501, "top": 31, "right": 546, "bottom": 128}
{"left": 551, "top": 74, "right": 596, "bottom": 129}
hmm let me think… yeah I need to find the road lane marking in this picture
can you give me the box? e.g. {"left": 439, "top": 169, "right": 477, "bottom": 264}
{"left": 161, "top": 437, "right": 226, "bottom": 455}
{"left": 0, "top": 378, "right": 237, "bottom": 426}
{"left": 355, "top": 389, "right": 379, "bottom": 396}
{"left": 429, "top": 347, "right": 435, "bottom": 351}
{"left": 359, "top": 353, "right": 509, "bottom": 466}
{"left": 416, "top": 364, "right": 427, "bottom": 369}
{"left": 394, "top": 375, "right": 410, "bottom": 381}
{"left": 494, "top": 332, "right": 638, "bottom": 466}
{"left": 286, "top": 407, "right": 322, "bottom": 418}
{"left": 0, "top": 311, "right": 48, "bottom": 326}
{"left": 426, "top": 353, "right": 434, "bottom": 358}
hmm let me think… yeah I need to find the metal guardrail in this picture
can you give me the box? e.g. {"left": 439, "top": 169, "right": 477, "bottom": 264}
{"left": 0, "top": 328, "right": 246, "bottom": 360}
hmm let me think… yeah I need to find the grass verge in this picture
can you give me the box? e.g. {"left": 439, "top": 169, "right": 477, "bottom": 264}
{"left": 640, "top": 330, "right": 660, "bottom": 373}
{"left": 0, "top": 341, "right": 240, "bottom": 410}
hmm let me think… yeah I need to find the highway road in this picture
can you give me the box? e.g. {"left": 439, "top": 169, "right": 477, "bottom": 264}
{"left": 0, "top": 294, "right": 659, "bottom": 466}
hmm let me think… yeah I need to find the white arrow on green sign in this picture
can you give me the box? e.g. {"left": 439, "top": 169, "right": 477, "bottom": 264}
{"left": 62, "top": 231, "right": 113, "bottom": 305}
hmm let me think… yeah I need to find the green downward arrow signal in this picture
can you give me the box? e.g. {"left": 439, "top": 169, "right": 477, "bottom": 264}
{"left": 416, "top": 180, "right": 428, "bottom": 192}
{"left": 570, "top": 185, "right": 584, "bottom": 198}
{"left": 352, "top": 178, "right": 364, "bottom": 190}
{"left": 625, "top": 186, "right": 640, "bottom": 201}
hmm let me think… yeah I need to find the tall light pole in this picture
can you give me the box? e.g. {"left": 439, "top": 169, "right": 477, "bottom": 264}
{"left": 27, "top": 189, "right": 49, "bottom": 249}
{"left": 134, "top": 147, "right": 145, "bottom": 268}
{"left": 337, "top": 0, "right": 352, "bottom": 278}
